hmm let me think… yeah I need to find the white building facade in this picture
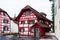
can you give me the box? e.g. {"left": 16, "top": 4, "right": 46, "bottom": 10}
{"left": 54, "top": 0, "right": 60, "bottom": 40}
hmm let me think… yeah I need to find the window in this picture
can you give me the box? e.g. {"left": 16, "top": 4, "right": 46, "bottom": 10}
{"left": 2, "top": 12, "right": 6, "bottom": 16}
{"left": 21, "top": 21, "right": 25, "bottom": 24}
{"left": 19, "top": 28, "right": 25, "bottom": 32}
{"left": 30, "top": 28, "right": 34, "bottom": 32}
{"left": 28, "top": 20, "right": 35, "bottom": 24}
{"left": 41, "top": 20, "right": 43, "bottom": 23}
{"left": 3, "top": 19, "right": 9, "bottom": 23}
{"left": 45, "top": 21, "right": 48, "bottom": 24}
{"left": 25, "top": 10, "right": 30, "bottom": 16}
{"left": 3, "top": 26, "right": 8, "bottom": 31}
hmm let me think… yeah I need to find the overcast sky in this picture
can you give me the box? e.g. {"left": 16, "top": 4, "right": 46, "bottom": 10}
{"left": 0, "top": 0, "right": 52, "bottom": 20}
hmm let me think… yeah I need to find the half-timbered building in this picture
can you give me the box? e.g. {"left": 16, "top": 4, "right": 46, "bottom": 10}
{"left": 14, "top": 5, "right": 52, "bottom": 38}
{"left": 0, "top": 8, "right": 11, "bottom": 34}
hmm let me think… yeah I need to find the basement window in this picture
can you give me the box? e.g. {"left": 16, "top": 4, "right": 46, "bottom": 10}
{"left": 25, "top": 10, "right": 30, "bottom": 16}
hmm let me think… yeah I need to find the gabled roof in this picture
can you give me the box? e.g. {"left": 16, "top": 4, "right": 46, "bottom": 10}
{"left": 14, "top": 5, "right": 52, "bottom": 22}
{"left": 0, "top": 8, "right": 12, "bottom": 20}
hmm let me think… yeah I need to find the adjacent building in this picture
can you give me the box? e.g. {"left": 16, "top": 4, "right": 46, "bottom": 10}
{"left": 54, "top": 0, "right": 60, "bottom": 40}
{"left": 0, "top": 8, "right": 11, "bottom": 34}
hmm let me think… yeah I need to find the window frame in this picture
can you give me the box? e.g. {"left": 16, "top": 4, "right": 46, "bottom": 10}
{"left": 28, "top": 20, "right": 35, "bottom": 24}
{"left": 30, "top": 27, "right": 34, "bottom": 33}
{"left": 19, "top": 28, "right": 25, "bottom": 32}
{"left": 3, "top": 19, "right": 9, "bottom": 23}
{"left": 25, "top": 10, "right": 30, "bottom": 16}
{"left": 3, "top": 26, "right": 9, "bottom": 31}
{"left": 2, "top": 12, "right": 6, "bottom": 16}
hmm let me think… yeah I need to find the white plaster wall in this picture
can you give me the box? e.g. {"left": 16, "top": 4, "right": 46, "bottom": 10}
{"left": 10, "top": 20, "right": 18, "bottom": 33}
{"left": 54, "top": 0, "right": 60, "bottom": 40}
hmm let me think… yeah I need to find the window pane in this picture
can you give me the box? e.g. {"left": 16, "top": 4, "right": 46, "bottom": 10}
{"left": 31, "top": 28, "right": 34, "bottom": 32}
{"left": 2, "top": 12, "right": 6, "bottom": 16}
{"left": 20, "top": 28, "right": 25, "bottom": 32}
{"left": 25, "top": 11, "right": 30, "bottom": 15}
{"left": 3, "top": 26, "right": 8, "bottom": 31}
{"left": 29, "top": 20, "right": 35, "bottom": 24}
{"left": 3, "top": 19, "right": 9, "bottom": 23}
{"left": 21, "top": 21, "right": 25, "bottom": 24}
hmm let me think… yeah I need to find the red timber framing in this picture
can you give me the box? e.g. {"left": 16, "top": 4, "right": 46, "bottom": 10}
{"left": 14, "top": 5, "right": 52, "bottom": 38}
{"left": 0, "top": 8, "right": 12, "bottom": 34}
{"left": 19, "top": 11, "right": 37, "bottom": 37}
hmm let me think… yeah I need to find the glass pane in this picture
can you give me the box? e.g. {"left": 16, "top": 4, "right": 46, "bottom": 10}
{"left": 3, "top": 19, "right": 9, "bottom": 23}
{"left": 26, "top": 11, "right": 30, "bottom": 15}
{"left": 3, "top": 26, "right": 8, "bottom": 31}
{"left": 21, "top": 21, "right": 25, "bottom": 24}
{"left": 20, "top": 28, "right": 25, "bottom": 32}
{"left": 29, "top": 20, "right": 35, "bottom": 24}
{"left": 2, "top": 12, "right": 6, "bottom": 16}
{"left": 31, "top": 28, "right": 34, "bottom": 32}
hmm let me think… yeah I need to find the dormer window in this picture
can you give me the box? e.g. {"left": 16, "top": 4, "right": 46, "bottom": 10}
{"left": 25, "top": 10, "right": 30, "bottom": 16}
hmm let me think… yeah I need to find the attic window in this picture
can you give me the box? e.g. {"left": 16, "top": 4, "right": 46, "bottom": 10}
{"left": 25, "top": 10, "right": 30, "bottom": 16}
{"left": 2, "top": 12, "right": 6, "bottom": 16}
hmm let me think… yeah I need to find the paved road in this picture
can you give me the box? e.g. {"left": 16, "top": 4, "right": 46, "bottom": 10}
{"left": 0, "top": 35, "right": 58, "bottom": 40}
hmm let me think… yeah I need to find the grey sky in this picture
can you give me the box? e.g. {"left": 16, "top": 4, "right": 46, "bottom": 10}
{"left": 0, "top": 0, "right": 52, "bottom": 20}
